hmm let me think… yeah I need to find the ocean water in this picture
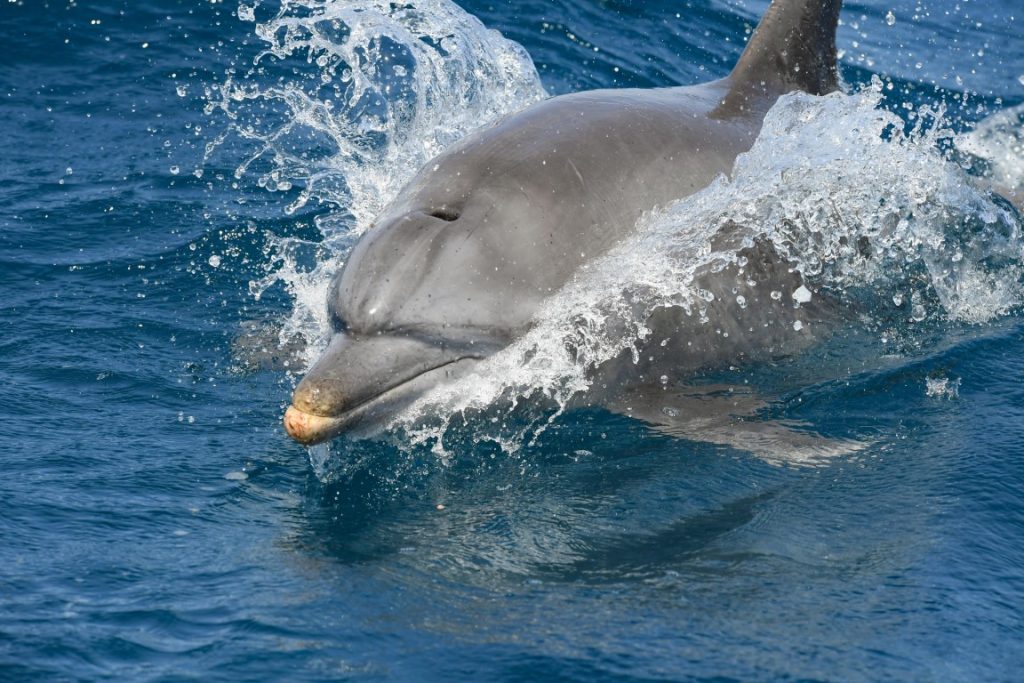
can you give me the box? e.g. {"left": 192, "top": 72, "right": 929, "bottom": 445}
{"left": 2, "top": 0, "right": 1023, "bottom": 680}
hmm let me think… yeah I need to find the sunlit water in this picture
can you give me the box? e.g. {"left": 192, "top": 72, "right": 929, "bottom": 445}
{"left": 2, "top": 0, "right": 1023, "bottom": 680}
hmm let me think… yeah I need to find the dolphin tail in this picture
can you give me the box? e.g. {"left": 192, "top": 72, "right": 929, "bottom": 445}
{"left": 725, "top": 0, "right": 843, "bottom": 106}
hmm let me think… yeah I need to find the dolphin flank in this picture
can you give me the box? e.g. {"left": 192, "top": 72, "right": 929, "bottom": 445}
{"left": 284, "top": 0, "right": 844, "bottom": 445}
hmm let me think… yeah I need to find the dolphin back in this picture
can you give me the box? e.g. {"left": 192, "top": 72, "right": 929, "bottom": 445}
{"left": 727, "top": 0, "right": 842, "bottom": 102}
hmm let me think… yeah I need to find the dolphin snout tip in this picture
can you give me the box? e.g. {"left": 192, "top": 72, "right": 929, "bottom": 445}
{"left": 284, "top": 405, "right": 343, "bottom": 445}
{"left": 283, "top": 405, "right": 316, "bottom": 445}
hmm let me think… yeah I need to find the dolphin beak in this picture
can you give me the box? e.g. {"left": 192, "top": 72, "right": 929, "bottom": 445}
{"left": 283, "top": 405, "right": 350, "bottom": 446}
{"left": 283, "top": 332, "right": 478, "bottom": 445}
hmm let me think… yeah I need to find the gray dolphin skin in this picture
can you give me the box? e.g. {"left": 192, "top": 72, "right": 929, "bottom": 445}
{"left": 284, "top": 0, "right": 844, "bottom": 445}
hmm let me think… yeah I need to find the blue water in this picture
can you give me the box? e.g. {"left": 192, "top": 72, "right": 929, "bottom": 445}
{"left": 2, "top": 0, "right": 1023, "bottom": 681}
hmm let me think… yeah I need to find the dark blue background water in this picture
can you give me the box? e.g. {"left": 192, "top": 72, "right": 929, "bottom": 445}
{"left": 2, "top": 1, "right": 1023, "bottom": 680}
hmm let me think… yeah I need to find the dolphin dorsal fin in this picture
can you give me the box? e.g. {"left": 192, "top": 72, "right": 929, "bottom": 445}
{"left": 725, "top": 0, "right": 843, "bottom": 107}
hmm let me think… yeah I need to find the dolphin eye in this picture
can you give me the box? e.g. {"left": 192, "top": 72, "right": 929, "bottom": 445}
{"left": 427, "top": 207, "right": 460, "bottom": 222}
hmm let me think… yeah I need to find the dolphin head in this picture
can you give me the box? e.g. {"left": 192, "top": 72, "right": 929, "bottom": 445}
{"left": 284, "top": 199, "right": 538, "bottom": 445}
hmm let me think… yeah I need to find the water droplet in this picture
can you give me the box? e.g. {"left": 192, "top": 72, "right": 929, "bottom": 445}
{"left": 770, "top": 290, "right": 782, "bottom": 301}
{"left": 208, "top": 255, "right": 222, "bottom": 268}
{"left": 176, "top": 84, "right": 187, "bottom": 97}
{"left": 169, "top": 165, "right": 180, "bottom": 175}
{"left": 793, "top": 320, "right": 804, "bottom": 331}
{"left": 736, "top": 295, "right": 747, "bottom": 308}
{"left": 661, "top": 406, "right": 680, "bottom": 418}
{"left": 885, "top": 10, "right": 896, "bottom": 25}
{"left": 792, "top": 285, "right": 812, "bottom": 304}
{"left": 926, "top": 376, "right": 960, "bottom": 400}
{"left": 892, "top": 293, "right": 903, "bottom": 306}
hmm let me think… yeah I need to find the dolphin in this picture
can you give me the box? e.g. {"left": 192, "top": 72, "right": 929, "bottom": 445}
{"left": 284, "top": 0, "right": 844, "bottom": 445}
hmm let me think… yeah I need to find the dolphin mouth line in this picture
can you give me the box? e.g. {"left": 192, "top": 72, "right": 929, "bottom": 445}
{"left": 283, "top": 358, "right": 474, "bottom": 446}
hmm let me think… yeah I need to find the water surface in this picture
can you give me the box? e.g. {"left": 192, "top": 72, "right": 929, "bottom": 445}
{"left": 1, "top": 0, "right": 1023, "bottom": 680}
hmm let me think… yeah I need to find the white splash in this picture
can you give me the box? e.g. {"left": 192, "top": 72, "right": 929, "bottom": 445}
{"left": 925, "top": 376, "right": 961, "bottom": 400}
{"left": 957, "top": 103, "right": 1024, "bottom": 206}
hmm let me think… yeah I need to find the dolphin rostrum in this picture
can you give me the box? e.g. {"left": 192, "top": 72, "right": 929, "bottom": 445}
{"left": 284, "top": 0, "right": 844, "bottom": 445}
